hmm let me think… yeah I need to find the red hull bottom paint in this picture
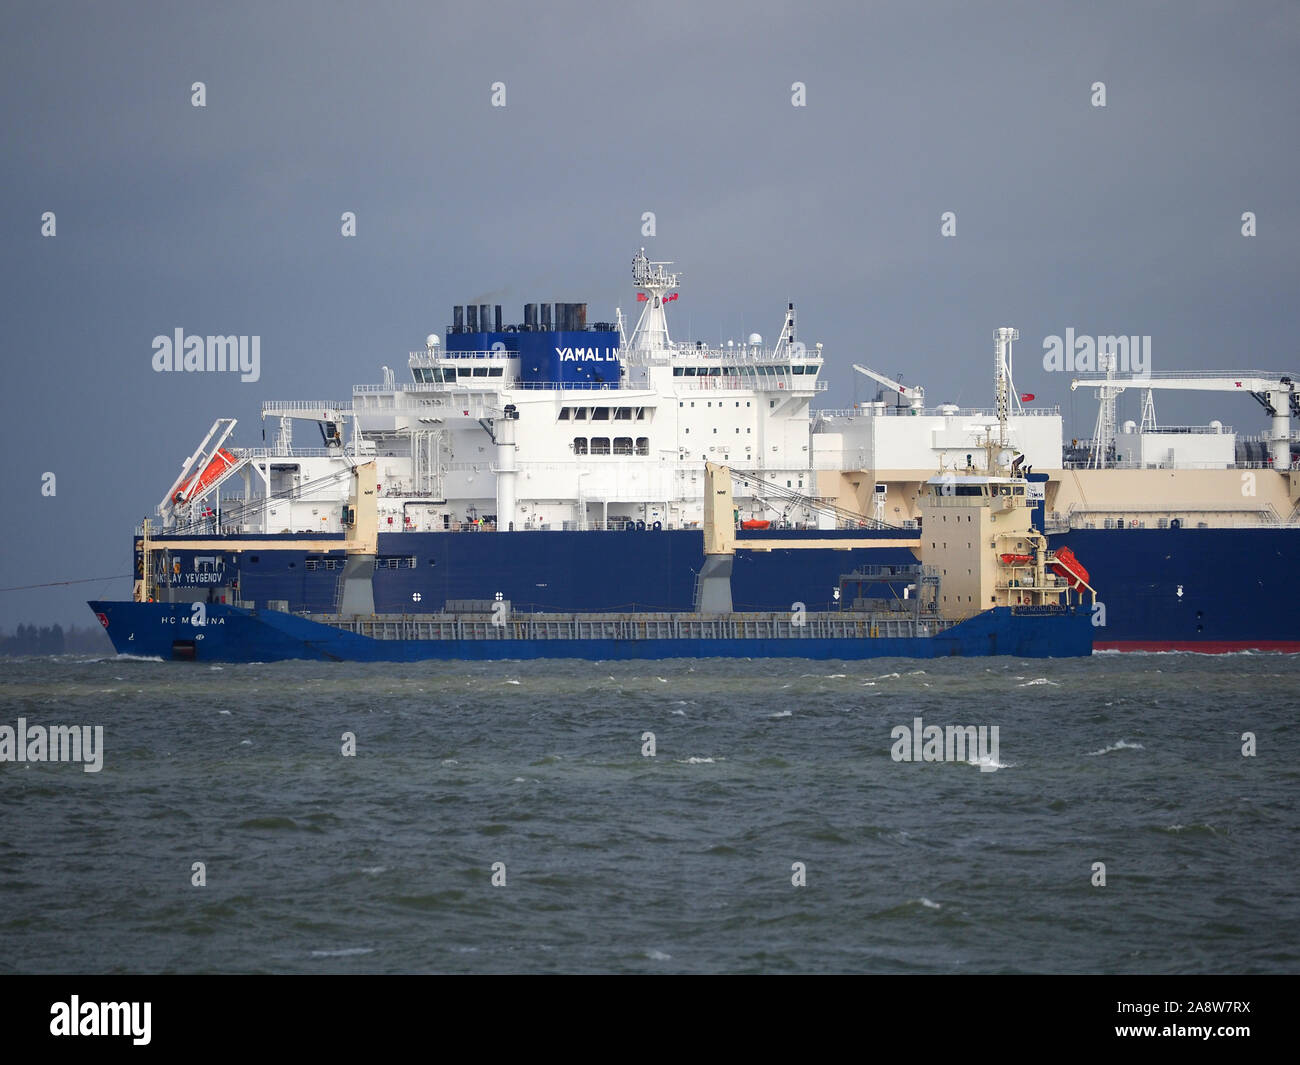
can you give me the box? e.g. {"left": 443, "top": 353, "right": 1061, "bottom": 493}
{"left": 1096, "top": 641, "right": 1300, "bottom": 654}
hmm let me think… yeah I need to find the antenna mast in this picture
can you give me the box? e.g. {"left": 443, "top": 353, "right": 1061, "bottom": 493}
{"left": 628, "top": 248, "right": 680, "bottom": 354}
{"left": 993, "top": 327, "right": 1019, "bottom": 453}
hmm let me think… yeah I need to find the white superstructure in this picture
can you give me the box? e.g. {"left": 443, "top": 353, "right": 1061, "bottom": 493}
{"left": 168, "top": 252, "right": 835, "bottom": 535}
{"left": 156, "top": 255, "right": 1300, "bottom": 539}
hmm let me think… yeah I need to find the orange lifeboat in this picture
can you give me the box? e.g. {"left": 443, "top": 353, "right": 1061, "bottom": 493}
{"left": 1051, "top": 545, "right": 1090, "bottom": 590}
{"left": 741, "top": 519, "right": 771, "bottom": 530}
{"left": 173, "top": 448, "right": 238, "bottom": 504}
{"left": 1000, "top": 553, "right": 1032, "bottom": 565}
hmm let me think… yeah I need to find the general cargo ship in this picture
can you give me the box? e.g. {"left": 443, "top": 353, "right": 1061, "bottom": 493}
{"left": 91, "top": 458, "right": 1095, "bottom": 661}
{"left": 89, "top": 250, "right": 1298, "bottom": 656}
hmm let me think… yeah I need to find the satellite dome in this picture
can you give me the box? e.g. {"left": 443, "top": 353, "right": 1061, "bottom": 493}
{"left": 426, "top": 334, "right": 440, "bottom": 349}
{"left": 747, "top": 333, "right": 762, "bottom": 346}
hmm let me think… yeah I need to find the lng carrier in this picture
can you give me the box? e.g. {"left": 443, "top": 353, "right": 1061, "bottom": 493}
{"left": 89, "top": 250, "right": 1299, "bottom": 656}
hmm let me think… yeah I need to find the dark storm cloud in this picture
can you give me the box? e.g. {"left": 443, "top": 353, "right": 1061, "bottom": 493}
{"left": 2, "top": 0, "right": 1297, "bottom": 624}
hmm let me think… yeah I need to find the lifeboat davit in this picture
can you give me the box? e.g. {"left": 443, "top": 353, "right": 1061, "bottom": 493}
{"left": 999, "top": 553, "right": 1032, "bottom": 565}
{"left": 741, "top": 519, "right": 771, "bottom": 530}
{"left": 1051, "top": 545, "right": 1090, "bottom": 590}
{"left": 173, "top": 448, "right": 238, "bottom": 505}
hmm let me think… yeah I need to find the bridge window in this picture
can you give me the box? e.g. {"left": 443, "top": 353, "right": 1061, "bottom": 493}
{"left": 590, "top": 437, "right": 611, "bottom": 455}
{"left": 613, "top": 437, "right": 633, "bottom": 455}
{"left": 592, "top": 408, "right": 610, "bottom": 420}
{"left": 615, "top": 407, "right": 633, "bottom": 420}
{"left": 559, "top": 408, "right": 570, "bottom": 420}
{"left": 636, "top": 437, "right": 649, "bottom": 455}
{"left": 573, "top": 438, "right": 588, "bottom": 454}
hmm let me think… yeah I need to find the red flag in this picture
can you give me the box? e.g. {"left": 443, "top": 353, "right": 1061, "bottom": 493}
{"left": 1020, "top": 393, "right": 1035, "bottom": 402}
{"left": 664, "top": 293, "right": 678, "bottom": 302}
{"left": 637, "top": 293, "right": 648, "bottom": 302}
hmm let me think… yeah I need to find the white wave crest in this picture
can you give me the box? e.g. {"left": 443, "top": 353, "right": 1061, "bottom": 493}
{"left": 1086, "top": 739, "right": 1145, "bottom": 756}
{"left": 968, "top": 755, "right": 1011, "bottom": 771}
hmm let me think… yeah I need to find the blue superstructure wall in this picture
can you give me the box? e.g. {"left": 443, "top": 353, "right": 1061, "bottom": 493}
{"left": 444, "top": 329, "right": 621, "bottom": 385}
{"left": 155, "top": 528, "right": 919, "bottom": 615}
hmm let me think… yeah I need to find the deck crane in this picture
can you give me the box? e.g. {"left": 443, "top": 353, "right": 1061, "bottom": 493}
{"left": 696, "top": 462, "right": 918, "bottom": 611}
{"left": 852, "top": 363, "right": 925, "bottom": 412}
{"left": 1070, "top": 370, "right": 1298, "bottom": 468}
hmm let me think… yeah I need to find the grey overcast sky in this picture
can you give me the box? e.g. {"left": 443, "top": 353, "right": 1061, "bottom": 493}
{"left": 2, "top": 0, "right": 1297, "bottom": 627}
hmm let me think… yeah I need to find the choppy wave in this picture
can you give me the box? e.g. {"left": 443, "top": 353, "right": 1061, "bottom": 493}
{"left": 2, "top": 653, "right": 1296, "bottom": 975}
{"left": 1087, "top": 739, "right": 1145, "bottom": 756}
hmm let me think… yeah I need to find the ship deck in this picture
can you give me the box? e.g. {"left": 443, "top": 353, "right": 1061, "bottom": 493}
{"left": 309, "top": 609, "right": 958, "bottom": 643}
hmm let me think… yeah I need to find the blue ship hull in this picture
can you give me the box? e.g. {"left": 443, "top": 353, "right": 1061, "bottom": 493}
{"left": 1055, "top": 527, "right": 1300, "bottom": 651}
{"left": 87, "top": 601, "right": 1093, "bottom": 662}
{"left": 124, "top": 525, "right": 1300, "bottom": 654}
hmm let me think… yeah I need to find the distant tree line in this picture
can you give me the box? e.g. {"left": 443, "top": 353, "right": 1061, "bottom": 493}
{"left": 0, "top": 623, "right": 114, "bottom": 656}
